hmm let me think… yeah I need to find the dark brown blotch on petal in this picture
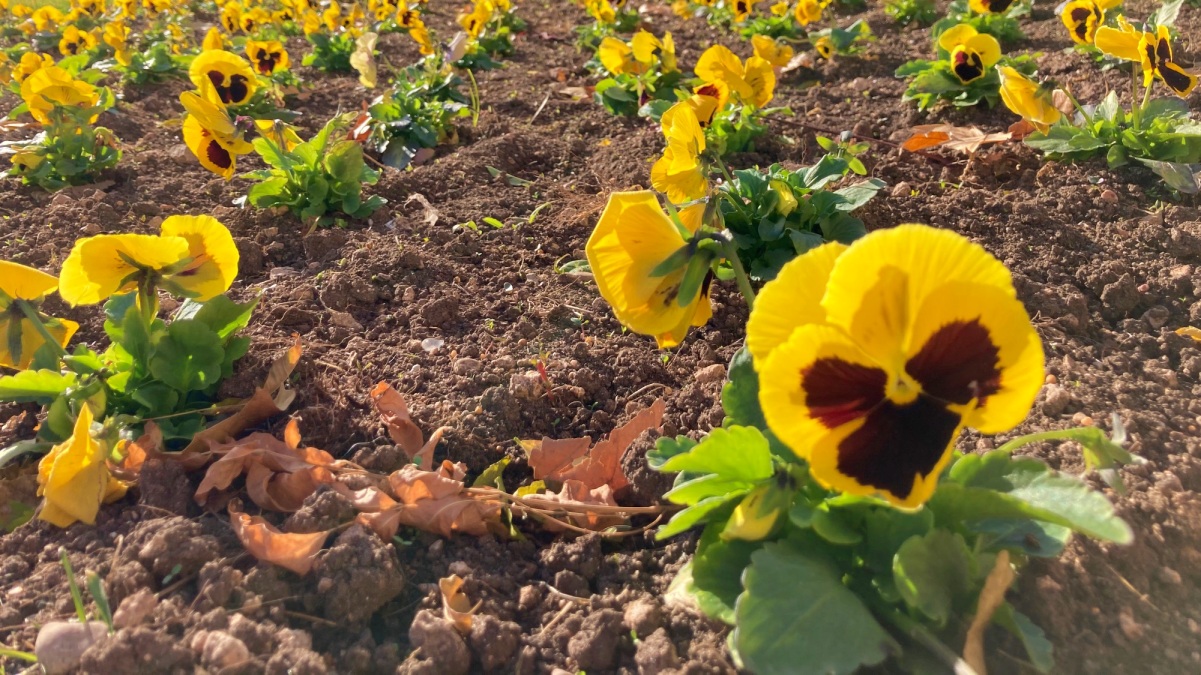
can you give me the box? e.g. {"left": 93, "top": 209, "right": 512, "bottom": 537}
{"left": 836, "top": 395, "right": 960, "bottom": 501}
{"left": 905, "top": 319, "right": 1002, "bottom": 407}
{"left": 802, "top": 357, "right": 887, "bottom": 429}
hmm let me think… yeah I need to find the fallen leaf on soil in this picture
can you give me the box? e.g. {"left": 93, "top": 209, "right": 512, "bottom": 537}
{"left": 526, "top": 398, "right": 665, "bottom": 491}
{"left": 357, "top": 461, "right": 502, "bottom": 539}
{"left": 523, "top": 479, "right": 625, "bottom": 532}
{"left": 404, "top": 194, "right": 441, "bottom": 229}
{"left": 1006, "top": 120, "right": 1037, "bottom": 141}
{"left": 1174, "top": 326, "right": 1201, "bottom": 341}
{"left": 439, "top": 574, "right": 481, "bottom": 634}
{"left": 556, "top": 86, "right": 592, "bottom": 100}
{"left": 228, "top": 500, "right": 330, "bottom": 576}
{"left": 903, "top": 124, "right": 1011, "bottom": 155}
{"left": 1052, "top": 89, "right": 1075, "bottom": 116}
{"left": 370, "top": 382, "right": 448, "bottom": 467}
{"left": 963, "top": 550, "right": 1015, "bottom": 675}
{"left": 195, "top": 420, "right": 337, "bottom": 512}
{"left": 183, "top": 336, "right": 302, "bottom": 455}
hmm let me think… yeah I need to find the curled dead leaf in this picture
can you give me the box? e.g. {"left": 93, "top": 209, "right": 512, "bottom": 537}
{"left": 228, "top": 500, "right": 330, "bottom": 576}
{"left": 370, "top": 382, "right": 447, "bottom": 467}
{"left": 439, "top": 574, "right": 481, "bottom": 634}
{"left": 903, "top": 124, "right": 1011, "bottom": 155}
{"left": 527, "top": 398, "right": 665, "bottom": 491}
{"left": 963, "top": 550, "right": 1015, "bottom": 675}
{"left": 356, "top": 462, "right": 502, "bottom": 539}
{"left": 522, "top": 479, "right": 625, "bottom": 532}
{"left": 195, "top": 420, "right": 337, "bottom": 512}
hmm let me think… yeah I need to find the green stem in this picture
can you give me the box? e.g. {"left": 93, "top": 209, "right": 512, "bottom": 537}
{"left": 1060, "top": 86, "right": 1091, "bottom": 126}
{"left": 1137, "top": 78, "right": 1154, "bottom": 130}
{"left": 876, "top": 607, "right": 980, "bottom": 675}
{"left": 136, "top": 279, "right": 158, "bottom": 327}
{"left": 994, "top": 428, "right": 1089, "bottom": 454}
{"left": 1130, "top": 66, "right": 1142, "bottom": 131}
{"left": 711, "top": 152, "right": 735, "bottom": 185}
{"left": 722, "top": 239, "right": 756, "bottom": 310}
{"left": 15, "top": 299, "right": 67, "bottom": 361}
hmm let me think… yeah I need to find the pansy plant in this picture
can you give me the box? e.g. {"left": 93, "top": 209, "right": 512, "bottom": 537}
{"left": 896, "top": 22, "right": 1038, "bottom": 110}
{"left": 932, "top": 0, "right": 1029, "bottom": 45}
{"left": 592, "top": 29, "right": 682, "bottom": 116}
{"left": 643, "top": 224, "right": 1134, "bottom": 675}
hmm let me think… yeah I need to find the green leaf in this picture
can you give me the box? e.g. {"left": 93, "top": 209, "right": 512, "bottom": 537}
{"left": 473, "top": 457, "right": 510, "bottom": 489}
{"left": 178, "top": 295, "right": 259, "bottom": 340}
{"left": 252, "top": 136, "right": 290, "bottom": 169}
{"left": 0, "top": 370, "right": 77, "bottom": 404}
{"left": 325, "top": 140, "right": 367, "bottom": 186}
{"left": 932, "top": 450, "right": 1133, "bottom": 544}
{"left": 690, "top": 524, "right": 760, "bottom": 624}
{"left": 0, "top": 440, "right": 53, "bottom": 469}
{"left": 832, "top": 178, "right": 885, "bottom": 210}
{"left": 892, "top": 529, "right": 973, "bottom": 625}
{"left": 1135, "top": 158, "right": 1199, "bottom": 194}
{"left": 994, "top": 604, "right": 1054, "bottom": 673}
{"left": 148, "top": 321, "right": 225, "bottom": 392}
{"left": 734, "top": 542, "right": 899, "bottom": 675}
{"left": 648, "top": 435, "right": 697, "bottom": 471}
{"left": 247, "top": 176, "right": 291, "bottom": 206}
{"left": 660, "top": 426, "right": 774, "bottom": 488}
{"left": 819, "top": 213, "right": 868, "bottom": 244}
{"left": 811, "top": 505, "right": 863, "bottom": 545}
{"left": 657, "top": 492, "right": 748, "bottom": 539}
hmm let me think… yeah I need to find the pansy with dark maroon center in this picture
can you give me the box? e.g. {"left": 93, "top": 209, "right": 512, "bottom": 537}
{"left": 975, "top": 0, "right": 1015, "bottom": 12}
{"left": 798, "top": 319, "right": 1001, "bottom": 500}
{"left": 1145, "top": 30, "right": 1197, "bottom": 97}
{"left": 206, "top": 71, "right": 251, "bottom": 105}
{"left": 951, "top": 49, "right": 985, "bottom": 83}
{"left": 253, "top": 48, "right": 281, "bottom": 75}
{"left": 1063, "top": 1, "right": 1101, "bottom": 44}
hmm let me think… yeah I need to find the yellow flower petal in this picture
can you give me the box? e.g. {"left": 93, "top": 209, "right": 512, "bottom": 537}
{"left": 997, "top": 66, "right": 1061, "bottom": 132}
{"left": 37, "top": 405, "right": 110, "bottom": 527}
{"left": 745, "top": 241, "right": 847, "bottom": 365}
{"left": 160, "top": 215, "right": 240, "bottom": 301}
{"left": 1094, "top": 24, "right": 1144, "bottom": 63}
{"left": 189, "top": 50, "right": 257, "bottom": 106}
{"left": 937, "top": 23, "right": 979, "bottom": 54}
{"left": 58, "top": 234, "right": 191, "bottom": 306}
{"left": 821, "top": 224, "right": 1015, "bottom": 369}
{"left": 743, "top": 56, "right": 776, "bottom": 108}
{"left": 965, "top": 33, "right": 1002, "bottom": 68}
{"left": 0, "top": 260, "right": 59, "bottom": 303}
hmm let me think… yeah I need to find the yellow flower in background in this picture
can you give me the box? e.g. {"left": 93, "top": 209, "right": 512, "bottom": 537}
{"left": 681, "top": 81, "right": 727, "bottom": 127}
{"left": 302, "top": 10, "right": 322, "bottom": 35}
{"left": 20, "top": 67, "right": 99, "bottom": 126}
{"left": 750, "top": 225, "right": 1044, "bottom": 508}
{"left": 1059, "top": 0, "right": 1112, "bottom": 46}
{"left": 221, "top": 2, "right": 243, "bottom": 33}
{"left": 814, "top": 35, "right": 834, "bottom": 60}
{"left": 180, "top": 91, "right": 253, "bottom": 179}
{"left": 695, "top": 45, "right": 774, "bottom": 109}
{"left": 631, "top": 30, "right": 677, "bottom": 73}
{"left": 598, "top": 36, "right": 644, "bottom": 76}
{"left": 37, "top": 405, "right": 128, "bottom": 528}
{"left": 10, "top": 150, "right": 44, "bottom": 175}
{"left": 103, "top": 21, "right": 130, "bottom": 52}
{"left": 322, "top": 2, "right": 342, "bottom": 31}
{"left": 652, "top": 103, "right": 709, "bottom": 204}
{"left": 240, "top": 6, "right": 270, "bottom": 33}
{"left": 254, "top": 119, "right": 303, "bottom": 151}
{"left": 458, "top": 0, "right": 493, "bottom": 36}
{"left": 997, "top": 66, "right": 1061, "bottom": 132}
{"left": 58, "top": 215, "right": 238, "bottom": 306}
{"left": 396, "top": 1, "right": 421, "bottom": 27}
{"left": 939, "top": 23, "right": 1001, "bottom": 84}
{"left": 586, "top": 0, "right": 615, "bottom": 23}
{"left": 770, "top": 1, "right": 788, "bottom": 16}
{"left": 189, "top": 50, "right": 256, "bottom": 106}
{"left": 585, "top": 191, "right": 712, "bottom": 349}
{"left": 751, "top": 34, "right": 794, "bottom": 69}
{"left": 409, "top": 22, "right": 435, "bottom": 55}
{"left": 31, "top": 5, "right": 64, "bottom": 31}
{"left": 202, "top": 26, "right": 225, "bottom": 51}
{"left": 58, "top": 25, "right": 97, "bottom": 57}
{"left": 12, "top": 52, "right": 54, "bottom": 83}
{"left": 968, "top": 0, "right": 1017, "bottom": 13}
{"left": 245, "top": 40, "right": 290, "bottom": 75}
{"left": 0, "top": 261, "right": 78, "bottom": 370}
{"left": 1097, "top": 22, "right": 1197, "bottom": 98}
{"left": 732, "top": 0, "right": 755, "bottom": 22}
{"left": 793, "top": 0, "right": 827, "bottom": 26}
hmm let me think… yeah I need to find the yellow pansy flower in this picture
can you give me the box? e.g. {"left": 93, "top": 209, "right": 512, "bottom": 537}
{"left": 202, "top": 27, "right": 225, "bottom": 51}
{"left": 189, "top": 50, "right": 257, "bottom": 106}
{"left": 681, "top": 82, "right": 727, "bottom": 128}
{"left": 58, "top": 215, "right": 238, "bottom": 306}
{"left": 652, "top": 103, "right": 709, "bottom": 204}
{"left": 1060, "top": 0, "right": 1110, "bottom": 46}
{"left": 31, "top": 6, "right": 65, "bottom": 31}
{"left": 631, "top": 30, "right": 677, "bottom": 72}
{"left": 458, "top": 0, "right": 493, "bottom": 37}
{"left": 939, "top": 23, "right": 1002, "bottom": 84}
{"left": 1096, "top": 22, "right": 1196, "bottom": 98}
{"left": 751, "top": 34, "right": 794, "bottom": 69}
{"left": 180, "top": 91, "right": 253, "bottom": 179}
{"left": 58, "top": 25, "right": 97, "bottom": 57}
{"left": 396, "top": 1, "right": 421, "bottom": 27}
{"left": 721, "top": 482, "right": 789, "bottom": 541}
{"left": 598, "top": 37, "right": 644, "bottom": 76}
{"left": 968, "top": 0, "right": 1017, "bottom": 13}
{"left": 254, "top": 119, "right": 303, "bottom": 151}
{"left": 732, "top": 0, "right": 755, "bottom": 22}
{"left": 997, "top": 66, "right": 1061, "bottom": 132}
{"left": 695, "top": 45, "right": 774, "bottom": 109}
{"left": 20, "top": 67, "right": 99, "bottom": 126}
{"left": 221, "top": 2, "right": 243, "bottom": 33}
{"left": 585, "top": 192, "right": 712, "bottom": 349}
{"left": 793, "top": 0, "right": 827, "bottom": 26}
{"left": 749, "top": 225, "right": 1044, "bottom": 508}
{"left": 12, "top": 52, "right": 55, "bottom": 84}
{"left": 37, "top": 405, "right": 128, "bottom": 527}
{"left": 410, "top": 22, "right": 435, "bottom": 55}
{"left": 245, "top": 40, "right": 290, "bottom": 75}
{"left": 0, "top": 261, "right": 78, "bottom": 370}
{"left": 586, "top": 0, "right": 615, "bottom": 24}
{"left": 103, "top": 21, "right": 129, "bottom": 52}
{"left": 10, "top": 150, "right": 44, "bottom": 175}
{"left": 770, "top": 1, "right": 788, "bottom": 15}
{"left": 814, "top": 35, "right": 834, "bottom": 60}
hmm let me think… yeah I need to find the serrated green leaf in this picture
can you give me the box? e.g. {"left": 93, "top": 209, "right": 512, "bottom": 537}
{"left": 893, "top": 529, "right": 973, "bottom": 625}
{"left": 149, "top": 321, "right": 225, "bottom": 393}
{"left": 0, "top": 369, "right": 77, "bottom": 404}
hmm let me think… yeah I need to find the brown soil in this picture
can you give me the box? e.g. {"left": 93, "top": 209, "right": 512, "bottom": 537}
{"left": 2, "top": 1, "right": 1201, "bottom": 673}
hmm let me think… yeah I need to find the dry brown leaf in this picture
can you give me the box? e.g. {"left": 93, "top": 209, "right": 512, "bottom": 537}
{"left": 195, "top": 420, "right": 337, "bottom": 512}
{"left": 228, "top": 500, "right": 330, "bottom": 576}
{"left": 903, "top": 124, "right": 1011, "bottom": 155}
{"left": 1006, "top": 120, "right": 1037, "bottom": 141}
{"left": 527, "top": 399, "right": 665, "bottom": 491}
{"left": 556, "top": 86, "right": 592, "bottom": 100}
{"left": 525, "top": 479, "right": 625, "bottom": 532}
{"left": 370, "top": 382, "right": 447, "bottom": 467}
{"left": 439, "top": 574, "right": 481, "bottom": 634}
{"left": 183, "top": 336, "right": 302, "bottom": 455}
{"left": 357, "top": 462, "right": 502, "bottom": 539}
{"left": 403, "top": 194, "right": 441, "bottom": 229}
{"left": 1051, "top": 89, "right": 1075, "bottom": 116}
{"left": 963, "top": 550, "right": 1015, "bottom": 675}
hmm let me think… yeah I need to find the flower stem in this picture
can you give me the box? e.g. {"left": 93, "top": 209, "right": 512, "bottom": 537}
{"left": 136, "top": 280, "right": 159, "bottom": 327}
{"left": 15, "top": 299, "right": 66, "bottom": 361}
{"left": 722, "top": 238, "right": 756, "bottom": 310}
{"left": 994, "top": 428, "right": 1091, "bottom": 454}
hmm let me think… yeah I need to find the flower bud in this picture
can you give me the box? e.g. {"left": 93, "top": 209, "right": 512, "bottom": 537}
{"left": 722, "top": 483, "right": 789, "bottom": 541}
{"left": 769, "top": 179, "right": 797, "bottom": 217}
